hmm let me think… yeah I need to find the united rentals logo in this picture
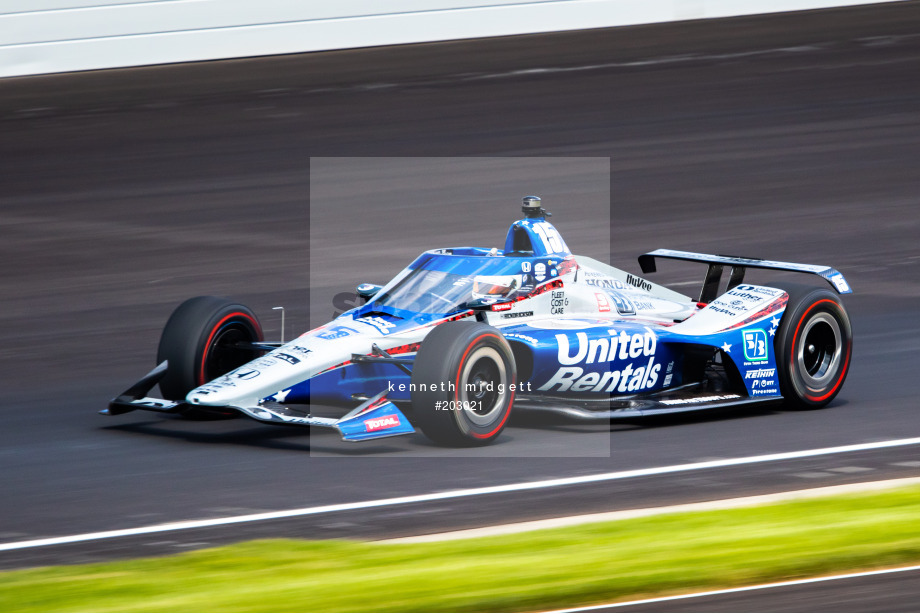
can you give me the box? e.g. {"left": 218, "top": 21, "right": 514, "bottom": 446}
{"left": 538, "top": 327, "right": 661, "bottom": 393}
{"left": 364, "top": 414, "right": 401, "bottom": 432}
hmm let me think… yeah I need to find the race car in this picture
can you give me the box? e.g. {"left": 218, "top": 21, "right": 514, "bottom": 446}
{"left": 104, "top": 196, "right": 853, "bottom": 446}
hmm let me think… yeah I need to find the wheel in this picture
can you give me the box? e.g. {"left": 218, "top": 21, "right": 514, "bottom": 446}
{"left": 156, "top": 296, "right": 263, "bottom": 417}
{"left": 410, "top": 321, "right": 516, "bottom": 446}
{"left": 772, "top": 282, "right": 852, "bottom": 409}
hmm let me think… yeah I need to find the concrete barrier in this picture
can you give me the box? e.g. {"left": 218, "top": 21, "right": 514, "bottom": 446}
{"left": 0, "top": 0, "right": 905, "bottom": 78}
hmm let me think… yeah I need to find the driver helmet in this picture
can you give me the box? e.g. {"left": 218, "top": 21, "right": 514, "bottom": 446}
{"left": 472, "top": 274, "right": 521, "bottom": 300}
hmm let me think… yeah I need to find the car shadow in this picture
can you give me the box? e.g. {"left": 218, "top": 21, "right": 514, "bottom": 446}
{"left": 100, "top": 419, "right": 313, "bottom": 452}
{"left": 508, "top": 400, "right": 791, "bottom": 433}
{"left": 99, "top": 398, "right": 845, "bottom": 455}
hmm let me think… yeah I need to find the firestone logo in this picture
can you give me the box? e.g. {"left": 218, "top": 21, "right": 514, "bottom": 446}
{"left": 364, "top": 415, "right": 400, "bottom": 432}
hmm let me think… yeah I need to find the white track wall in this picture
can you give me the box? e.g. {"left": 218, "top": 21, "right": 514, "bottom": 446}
{"left": 0, "top": 0, "right": 905, "bottom": 78}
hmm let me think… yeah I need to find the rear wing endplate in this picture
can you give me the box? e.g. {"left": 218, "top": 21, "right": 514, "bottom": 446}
{"left": 638, "top": 249, "right": 852, "bottom": 303}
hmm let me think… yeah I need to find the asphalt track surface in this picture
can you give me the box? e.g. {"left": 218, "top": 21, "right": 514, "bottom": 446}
{"left": 570, "top": 566, "right": 920, "bottom": 612}
{"left": 2, "top": 1, "right": 920, "bottom": 609}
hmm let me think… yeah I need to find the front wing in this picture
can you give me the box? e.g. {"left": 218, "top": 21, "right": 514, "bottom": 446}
{"left": 102, "top": 362, "right": 415, "bottom": 442}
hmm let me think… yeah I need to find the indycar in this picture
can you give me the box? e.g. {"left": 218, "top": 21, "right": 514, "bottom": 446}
{"left": 104, "top": 196, "right": 853, "bottom": 446}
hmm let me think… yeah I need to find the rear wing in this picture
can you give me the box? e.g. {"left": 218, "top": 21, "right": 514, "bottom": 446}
{"left": 638, "top": 249, "right": 852, "bottom": 303}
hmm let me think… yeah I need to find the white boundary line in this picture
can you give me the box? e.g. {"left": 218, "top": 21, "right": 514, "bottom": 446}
{"left": 553, "top": 564, "right": 920, "bottom": 612}
{"left": 2, "top": 436, "right": 920, "bottom": 552}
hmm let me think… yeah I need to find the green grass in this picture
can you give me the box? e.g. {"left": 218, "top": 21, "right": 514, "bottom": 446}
{"left": 3, "top": 485, "right": 920, "bottom": 612}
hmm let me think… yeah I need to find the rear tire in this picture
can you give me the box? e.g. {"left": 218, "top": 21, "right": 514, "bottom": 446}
{"left": 772, "top": 282, "right": 852, "bottom": 409}
{"left": 411, "top": 321, "right": 516, "bottom": 446}
{"left": 156, "top": 296, "right": 263, "bottom": 417}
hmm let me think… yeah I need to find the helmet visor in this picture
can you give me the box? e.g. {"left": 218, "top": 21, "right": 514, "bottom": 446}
{"left": 472, "top": 275, "right": 520, "bottom": 299}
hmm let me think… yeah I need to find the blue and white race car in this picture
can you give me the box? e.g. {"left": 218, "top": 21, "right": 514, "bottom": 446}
{"left": 105, "top": 196, "right": 853, "bottom": 446}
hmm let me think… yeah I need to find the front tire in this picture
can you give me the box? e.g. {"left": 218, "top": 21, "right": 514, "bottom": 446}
{"left": 773, "top": 283, "right": 852, "bottom": 409}
{"left": 411, "top": 321, "right": 516, "bottom": 446}
{"left": 156, "top": 296, "right": 263, "bottom": 417}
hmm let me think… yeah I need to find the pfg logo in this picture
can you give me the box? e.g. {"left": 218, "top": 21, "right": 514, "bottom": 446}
{"left": 743, "top": 329, "right": 769, "bottom": 361}
{"left": 364, "top": 415, "right": 400, "bottom": 432}
{"left": 287, "top": 346, "right": 312, "bottom": 357}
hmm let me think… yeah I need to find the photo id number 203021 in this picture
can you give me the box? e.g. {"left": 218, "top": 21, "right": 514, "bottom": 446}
{"left": 434, "top": 400, "right": 482, "bottom": 411}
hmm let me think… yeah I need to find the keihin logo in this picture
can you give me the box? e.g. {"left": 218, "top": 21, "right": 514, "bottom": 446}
{"left": 364, "top": 415, "right": 400, "bottom": 432}
{"left": 538, "top": 328, "right": 661, "bottom": 393}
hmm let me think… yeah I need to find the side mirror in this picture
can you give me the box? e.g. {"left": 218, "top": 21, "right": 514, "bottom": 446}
{"left": 355, "top": 283, "right": 383, "bottom": 302}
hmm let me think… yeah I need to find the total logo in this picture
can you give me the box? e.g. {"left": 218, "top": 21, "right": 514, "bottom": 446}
{"left": 364, "top": 414, "right": 401, "bottom": 432}
{"left": 538, "top": 327, "right": 661, "bottom": 393}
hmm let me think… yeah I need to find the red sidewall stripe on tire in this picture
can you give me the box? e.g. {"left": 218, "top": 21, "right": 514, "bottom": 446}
{"left": 453, "top": 333, "right": 515, "bottom": 440}
{"left": 198, "top": 312, "right": 261, "bottom": 387}
{"left": 790, "top": 299, "right": 850, "bottom": 402}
